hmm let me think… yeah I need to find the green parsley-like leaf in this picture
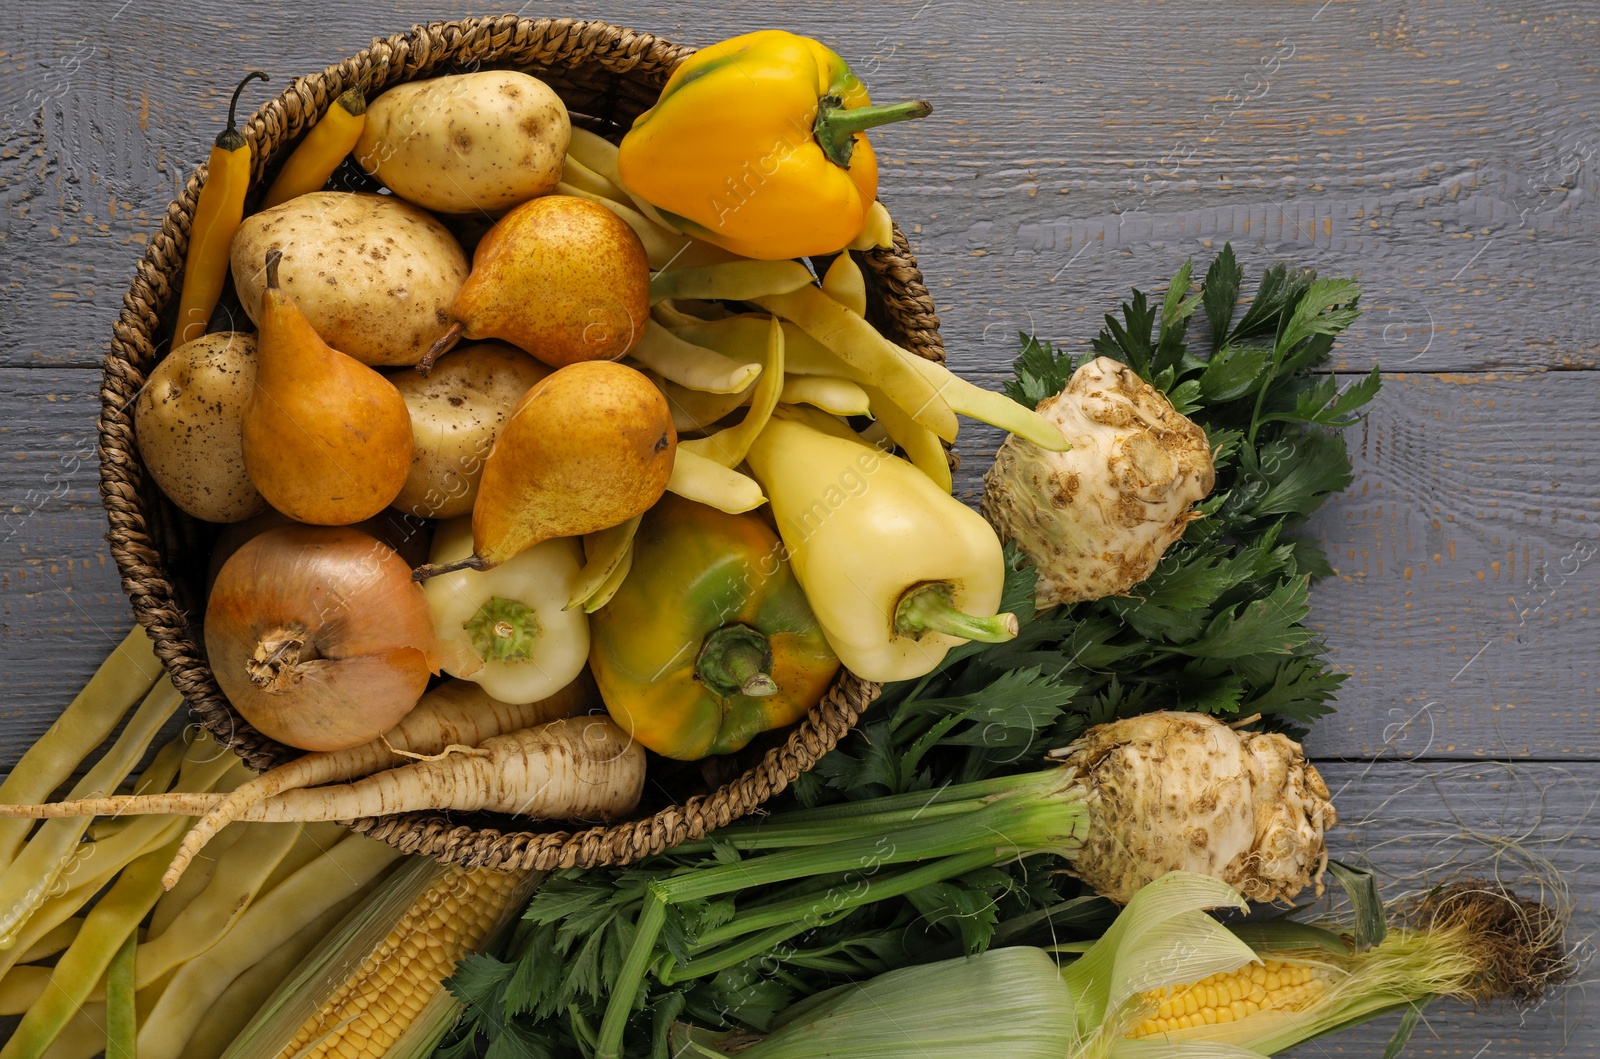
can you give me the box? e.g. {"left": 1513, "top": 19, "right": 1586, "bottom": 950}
{"left": 1201, "top": 242, "right": 1242, "bottom": 340}
{"left": 1003, "top": 332, "right": 1073, "bottom": 407}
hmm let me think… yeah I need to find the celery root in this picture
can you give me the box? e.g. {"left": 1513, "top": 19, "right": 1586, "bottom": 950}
{"left": 161, "top": 679, "right": 589, "bottom": 887}
{"left": 0, "top": 718, "right": 647, "bottom": 888}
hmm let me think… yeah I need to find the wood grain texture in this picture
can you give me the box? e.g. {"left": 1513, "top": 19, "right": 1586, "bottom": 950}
{"left": 4, "top": 0, "right": 1600, "bottom": 372}
{"left": 949, "top": 367, "right": 1600, "bottom": 760}
{"left": 2, "top": 0, "right": 1596, "bottom": 1052}
{"left": 1284, "top": 760, "right": 1598, "bottom": 1056}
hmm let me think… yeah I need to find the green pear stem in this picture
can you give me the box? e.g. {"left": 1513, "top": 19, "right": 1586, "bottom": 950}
{"left": 411, "top": 553, "right": 487, "bottom": 582}
{"left": 417, "top": 321, "right": 464, "bottom": 375}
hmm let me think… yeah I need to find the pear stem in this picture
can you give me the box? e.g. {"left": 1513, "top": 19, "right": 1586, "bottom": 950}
{"left": 264, "top": 249, "right": 283, "bottom": 290}
{"left": 412, "top": 554, "right": 487, "bottom": 582}
{"left": 417, "top": 321, "right": 464, "bottom": 376}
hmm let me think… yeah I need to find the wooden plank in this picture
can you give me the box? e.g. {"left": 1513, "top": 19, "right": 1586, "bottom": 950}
{"left": 2, "top": 366, "right": 1595, "bottom": 764}
{"left": 1281, "top": 759, "right": 1598, "bottom": 1057}
{"left": 3, "top": 0, "right": 1598, "bottom": 373}
{"left": 0, "top": 369, "right": 149, "bottom": 757}
{"left": 944, "top": 368, "right": 1600, "bottom": 759}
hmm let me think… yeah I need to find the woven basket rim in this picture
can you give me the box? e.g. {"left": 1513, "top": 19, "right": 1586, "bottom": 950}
{"left": 97, "top": 14, "right": 947, "bottom": 872}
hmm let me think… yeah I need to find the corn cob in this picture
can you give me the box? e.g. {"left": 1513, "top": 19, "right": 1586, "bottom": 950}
{"left": 276, "top": 865, "right": 529, "bottom": 1059}
{"left": 1126, "top": 958, "right": 1328, "bottom": 1038}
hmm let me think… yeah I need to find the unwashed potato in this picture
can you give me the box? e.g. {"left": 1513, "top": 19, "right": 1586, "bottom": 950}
{"left": 387, "top": 341, "right": 551, "bottom": 519}
{"left": 230, "top": 191, "right": 468, "bottom": 366}
{"left": 134, "top": 331, "right": 267, "bottom": 523}
{"left": 355, "top": 70, "right": 570, "bottom": 214}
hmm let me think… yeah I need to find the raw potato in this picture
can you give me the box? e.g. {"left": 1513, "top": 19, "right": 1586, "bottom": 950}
{"left": 388, "top": 341, "right": 551, "bottom": 519}
{"left": 230, "top": 191, "right": 468, "bottom": 366}
{"left": 355, "top": 70, "right": 570, "bottom": 214}
{"left": 133, "top": 331, "right": 268, "bottom": 523}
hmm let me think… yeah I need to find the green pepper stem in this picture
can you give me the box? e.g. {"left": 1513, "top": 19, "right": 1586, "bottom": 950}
{"left": 463, "top": 596, "right": 540, "bottom": 664}
{"left": 814, "top": 96, "right": 933, "bottom": 169}
{"left": 696, "top": 624, "right": 778, "bottom": 699}
{"left": 894, "top": 582, "right": 1018, "bottom": 643}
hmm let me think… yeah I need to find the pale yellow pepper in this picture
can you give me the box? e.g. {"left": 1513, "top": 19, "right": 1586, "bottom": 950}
{"left": 744, "top": 416, "right": 1017, "bottom": 682}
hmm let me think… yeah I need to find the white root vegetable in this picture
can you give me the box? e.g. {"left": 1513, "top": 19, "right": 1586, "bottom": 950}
{"left": 1052, "top": 711, "right": 1336, "bottom": 904}
{"left": 163, "top": 678, "right": 591, "bottom": 888}
{"left": 982, "top": 356, "right": 1216, "bottom": 607}
{"left": 0, "top": 718, "right": 647, "bottom": 868}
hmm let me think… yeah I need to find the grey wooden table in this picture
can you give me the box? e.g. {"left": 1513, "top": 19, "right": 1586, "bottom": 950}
{"left": 3, "top": 0, "right": 1596, "bottom": 1054}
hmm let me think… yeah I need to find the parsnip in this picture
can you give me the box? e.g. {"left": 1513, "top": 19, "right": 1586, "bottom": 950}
{"left": 161, "top": 678, "right": 589, "bottom": 886}
{"left": 0, "top": 719, "right": 647, "bottom": 888}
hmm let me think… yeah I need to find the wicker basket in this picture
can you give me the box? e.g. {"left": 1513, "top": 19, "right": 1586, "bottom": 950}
{"left": 98, "top": 15, "right": 947, "bottom": 872}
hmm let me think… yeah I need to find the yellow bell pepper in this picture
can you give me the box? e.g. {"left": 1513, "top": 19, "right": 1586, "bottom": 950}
{"left": 617, "top": 30, "right": 931, "bottom": 260}
{"left": 744, "top": 415, "right": 1018, "bottom": 683}
{"left": 589, "top": 494, "right": 840, "bottom": 760}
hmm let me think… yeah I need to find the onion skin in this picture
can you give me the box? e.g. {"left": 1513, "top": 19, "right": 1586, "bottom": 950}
{"left": 205, "top": 525, "right": 437, "bottom": 751}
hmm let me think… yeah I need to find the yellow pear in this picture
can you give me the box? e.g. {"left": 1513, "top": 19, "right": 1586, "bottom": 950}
{"left": 414, "top": 362, "right": 674, "bottom": 578}
{"left": 242, "top": 251, "right": 414, "bottom": 525}
{"left": 420, "top": 195, "right": 650, "bottom": 371}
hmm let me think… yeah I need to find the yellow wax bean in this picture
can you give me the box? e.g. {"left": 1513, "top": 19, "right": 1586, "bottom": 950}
{"left": 682, "top": 317, "right": 785, "bottom": 469}
{"left": 569, "top": 516, "right": 643, "bottom": 611}
{"left": 867, "top": 384, "right": 954, "bottom": 493}
{"left": 650, "top": 260, "right": 813, "bottom": 305}
{"left": 847, "top": 200, "right": 895, "bottom": 250}
{"left": 666, "top": 449, "right": 767, "bottom": 513}
{"left": 780, "top": 374, "right": 871, "bottom": 416}
{"left": 0, "top": 626, "right": 160, "bottom": 867}
{"left": 900, "top": 354, "right": 1069, "bottom": 451}
{"left": 630, "top": 321, "right": 761, "bottom": 394}
{"left": 561, "top": 153, "right": 628, "bottom": 201}
{"left": 821, "top": 253, "right": 868, "bottom": 316}
{"left": 753, "top": 287, "right": 957, "bottom": 442}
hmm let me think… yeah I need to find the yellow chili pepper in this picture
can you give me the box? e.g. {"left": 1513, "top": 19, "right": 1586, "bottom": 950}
{"left": 617, "top": 30, "right": 931, "bottom": 260}
{"left": 173, "top": 71, "right": 268, "bottom": 346}
{"left": 745, "top": 415, "right": 1017, "bottom": 683}
{"left": 259, "top": 76, "right": 371, "bottom": 209}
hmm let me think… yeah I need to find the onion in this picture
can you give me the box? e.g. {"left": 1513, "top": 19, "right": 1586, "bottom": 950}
{"left": 205, "top": 524, "right": 437, "bottom": 752}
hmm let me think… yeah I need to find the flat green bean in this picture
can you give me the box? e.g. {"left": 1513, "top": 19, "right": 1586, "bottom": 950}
{"left": 0, "top": 626, "right": 160, "bottom": 867}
